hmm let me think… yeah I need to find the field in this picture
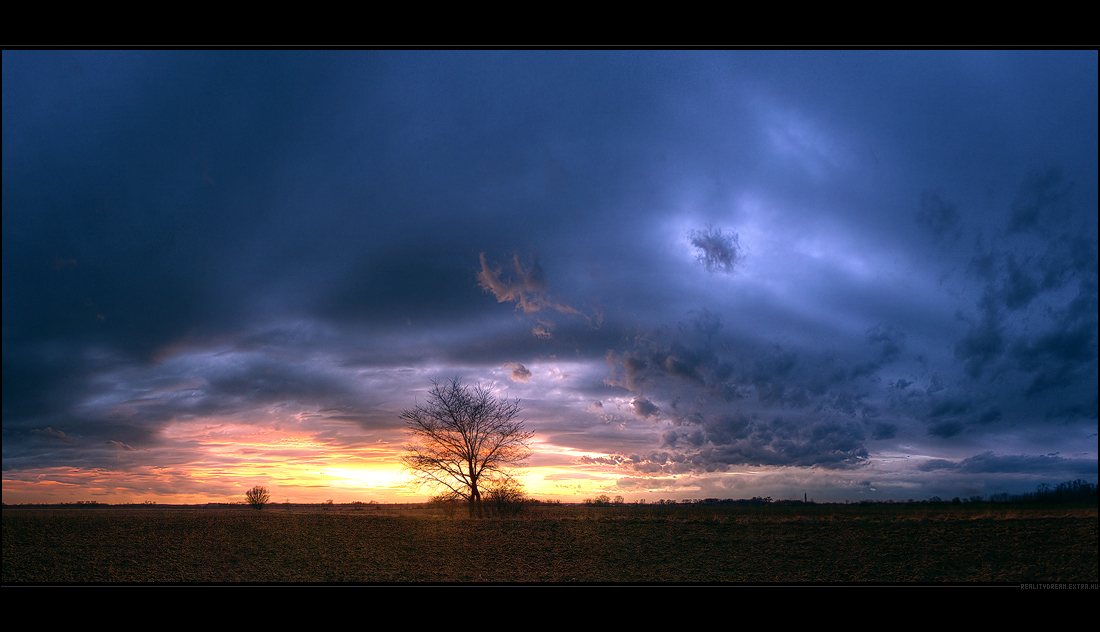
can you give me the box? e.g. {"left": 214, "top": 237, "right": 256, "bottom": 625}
{"left": 3, "top": 503, "right": 1096, "bottom": 583}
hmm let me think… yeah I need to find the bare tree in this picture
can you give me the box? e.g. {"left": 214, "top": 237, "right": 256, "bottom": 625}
{"left": 245, "top": 485, "right": 270, "bottom": 510}
{"left": 401, "top": 378, "right": 532, "bottom": 517}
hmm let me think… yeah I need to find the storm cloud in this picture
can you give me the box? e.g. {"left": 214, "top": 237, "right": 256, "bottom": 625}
{"left": 3, "top": 51, "right": 1095, "bottom": 504}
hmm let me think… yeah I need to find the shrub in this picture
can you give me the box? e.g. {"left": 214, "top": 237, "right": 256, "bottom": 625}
{"left": 431, "top": 494, "right": 461, "bottom": 519}
{"left": 245, "top": 486, "right": 270, "bottom": 510}
{"left": 487, "top": 478, "right": 528, "bottom": 517}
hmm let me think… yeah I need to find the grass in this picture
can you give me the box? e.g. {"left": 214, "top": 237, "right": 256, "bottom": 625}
{"left": 3, "top": 503, "right": 1095, "bottom": 583}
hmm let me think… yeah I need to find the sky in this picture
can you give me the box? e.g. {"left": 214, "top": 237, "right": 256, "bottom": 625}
{"left": 3, "top": 50, "right": 1097, "bottom": 505}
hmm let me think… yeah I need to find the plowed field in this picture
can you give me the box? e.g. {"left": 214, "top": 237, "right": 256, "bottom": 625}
{"left": 4, "top": 504, "right": 1095, "bottom": 583}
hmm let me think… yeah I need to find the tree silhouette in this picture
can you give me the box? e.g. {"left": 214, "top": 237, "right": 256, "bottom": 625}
{"left": 245, "top": 485, "right": 270, "bottom": 510}
{"left": 401, "top": 378, "right": 532, "bottom": 517}
{"left": 486, "top": 473, "right": 529, "bottom": 517}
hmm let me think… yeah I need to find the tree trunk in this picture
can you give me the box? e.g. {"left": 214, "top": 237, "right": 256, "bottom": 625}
{"left": 468, "top": 485, "right": 484, "bottom": 518}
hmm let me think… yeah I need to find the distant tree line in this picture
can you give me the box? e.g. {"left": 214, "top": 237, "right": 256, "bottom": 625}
{"left": 578, "top": 479, "right": 1097, "bottom": 508}
{"left": 985, "top": 479, "right": 1097, "bottom": 505}
{"left": 582, "top": 495, "right": 625, "bottom": 506}
{"left": 583, "top": 496, "right": 780, "bottom": 507}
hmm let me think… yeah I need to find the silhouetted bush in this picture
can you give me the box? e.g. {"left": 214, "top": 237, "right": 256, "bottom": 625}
{"left": 245, "top": 486, "right": 270, "bottom": 510}
{"left": 584, "top": 494, "right": 612, "bottom": 506}
{"left": 431, "top": 495, "right": 461, "bottom": 519}
{"left": 487, "top": 478, "right": 528, "bottom": 517}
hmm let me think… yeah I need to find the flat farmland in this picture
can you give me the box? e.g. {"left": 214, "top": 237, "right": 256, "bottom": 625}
{"left": 3, "top": 504, "right": 1096, "bottom": 583}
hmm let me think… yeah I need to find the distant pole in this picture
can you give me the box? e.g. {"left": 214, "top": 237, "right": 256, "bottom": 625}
{"left": 804, "top": 492, "right": 807, "bottom": 503}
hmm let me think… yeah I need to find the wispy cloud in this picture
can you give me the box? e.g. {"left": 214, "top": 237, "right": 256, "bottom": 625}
{"left": 478, "top": 253, "right": 580, "bottom": 315}
{"left": 689, "top": 226, "right": 742, "bottom": 274}
{"left": 478, "top": 253, "right": 594, "bottom": 338}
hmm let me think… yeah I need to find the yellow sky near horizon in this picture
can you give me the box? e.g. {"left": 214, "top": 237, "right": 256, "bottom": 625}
{"left": 1, "top": 416, "right": 650, "bottom": 505}
{"left": 1, "top": 462, "right": 641, "bottom": 505}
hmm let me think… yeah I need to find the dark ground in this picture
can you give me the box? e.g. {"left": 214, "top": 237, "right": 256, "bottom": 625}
{"left": 3, "top": 503, "right": 1096, "bottom": 583}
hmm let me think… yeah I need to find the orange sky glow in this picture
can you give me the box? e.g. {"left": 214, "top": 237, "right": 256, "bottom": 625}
{"left": 2, "top": 417, "right": 651, "bottom": 505}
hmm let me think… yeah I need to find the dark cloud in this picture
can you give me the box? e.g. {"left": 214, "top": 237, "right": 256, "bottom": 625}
{"left": 871, "top": 423, "right": 897, "bottom": 440}
{"left": 504, "top": 363, "right": 532, "bottom": 382}
{"left": 938, "top": 164, "right": 1098, "bottom": 417}
{"left": 928, "top": 421, "right": 965, "bottom": 439}
{"left": 963, "top": 452, "right": 1061, "bottom": 473}
{"left": 31, "top": 427, "right": 76, "bottom": 445}
{"left": 689, "top": 226, "right": 743, "bottom": 274}
{"left": 916, "top": 451, "right": 1098, "bottom": 479}
{"left": 917, "top": 458, "right": 957, "bottom": 472}
{"left": 866, "top": 325, "right": 905, "bottom": 363}
{"left": 604, "top": 316, "right": 744, "bottom": 402}
{"left": 853, "top": 324, "right": 906, "bottom": 378}
{"left": 200, "top": 357, "right": 357, "bottom": 409}
{"left": 977, "top": 408, "right": 1003, "bottom": 425}
{"left": 954, "top": 293, "right": 1005, "bottom": 379}
{"left": 1000, "top": 256, "right": 1040, "bottom": 310}
{"left": 447, "top": 319, "right": 625, "bottom": 366}
{"left": 626, "top": 415, "right": 869, "bottom": 471}
{"left": 928, "top": 399, "right": 972, "bottom": 419}
{"left": 916, "top": 191, "right": 960, "bottom": 240}
{"left": 630, "top": 397, "right": 660, "bottom": 419}
{"left": 1008, "top": 168, "right": 1073, "bottom": 234}
{"left": 1013, "top": 322, "right": 1097, "bottom": 397}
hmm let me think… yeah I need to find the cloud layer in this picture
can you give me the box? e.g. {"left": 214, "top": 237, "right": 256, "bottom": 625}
{"left": 3, "top": 51, "right": 1096, "bottom": 504}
